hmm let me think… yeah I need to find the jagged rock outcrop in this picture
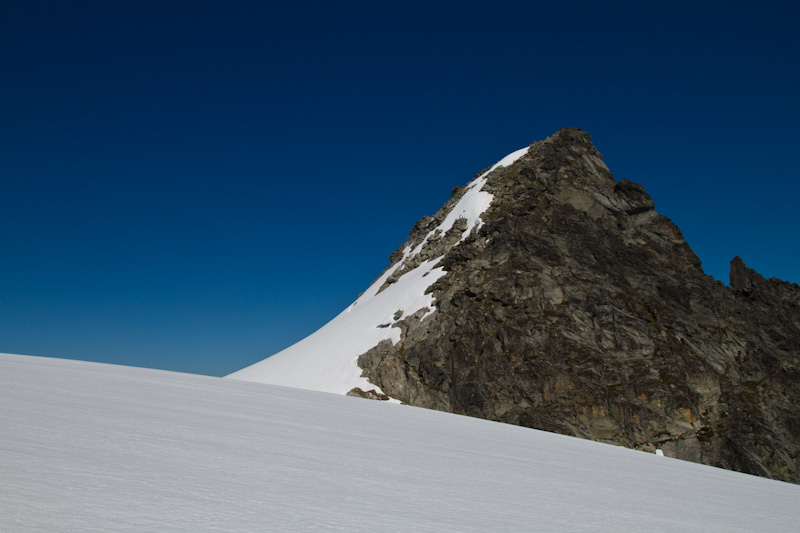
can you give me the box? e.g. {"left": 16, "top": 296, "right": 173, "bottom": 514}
{"left": 357, "top": 128, "right": 800, "bottom": 483}
{"left": 346, "top": 387, "right": 390, "bottom": 401}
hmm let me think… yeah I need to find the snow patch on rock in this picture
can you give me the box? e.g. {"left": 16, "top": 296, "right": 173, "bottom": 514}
{"left": 410, "top": 146, "right": 528, "bottom": 258}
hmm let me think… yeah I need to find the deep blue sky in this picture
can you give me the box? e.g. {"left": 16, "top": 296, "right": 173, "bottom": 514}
{"left": 2, "top": 1, "right": 798, "bottom": 377}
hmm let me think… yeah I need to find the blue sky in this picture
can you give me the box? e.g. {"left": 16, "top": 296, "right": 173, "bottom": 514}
{"left": 2, "top": 1, "right": 798, "bottom": 377}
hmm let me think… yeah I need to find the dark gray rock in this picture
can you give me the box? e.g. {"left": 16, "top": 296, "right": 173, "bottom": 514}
{"left": 730, "top": 256, "right": 756, "bottom": 295}
{"left": 346, "top": 387, "right": 390, "bottom": 401}
{"left": 357, "top": 128, "right": 800, "bottom": 484}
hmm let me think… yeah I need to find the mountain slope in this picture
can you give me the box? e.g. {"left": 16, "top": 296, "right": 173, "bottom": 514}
{"left": 230, "top": 128, "right": 800, "bottom": 483}
{"left": 227, "top": 145, "right": 530, "bottom": 394}
{"left": 3, "top": 353, "right": 799, "bottom": 532}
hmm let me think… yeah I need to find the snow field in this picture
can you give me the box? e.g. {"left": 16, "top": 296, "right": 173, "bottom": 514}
{"left": 2, "top": 353, "right": 799, "bottom": 532}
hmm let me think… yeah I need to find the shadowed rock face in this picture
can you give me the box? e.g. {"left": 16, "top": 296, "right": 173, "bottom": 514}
{"left": 358, "top": 128, "right": 800, "bottom": 483}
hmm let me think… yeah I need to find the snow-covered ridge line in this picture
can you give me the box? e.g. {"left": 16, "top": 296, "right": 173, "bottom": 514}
{"left": 228, "top": 145, "right": 530, "bottom": 395}
{"left": 408, "top": 146, "right": 529, "bottom": 260}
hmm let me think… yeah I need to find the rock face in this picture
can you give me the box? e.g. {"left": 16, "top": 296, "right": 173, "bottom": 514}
{"left": 358, "top": 128, "right": 800, "bottom": 483}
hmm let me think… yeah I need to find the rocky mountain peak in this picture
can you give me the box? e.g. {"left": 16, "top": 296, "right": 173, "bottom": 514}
{"left": 357, "top": 129, "right": 800, "bottom": 484}
{"left": 231, "top": 128, "right": 799, "bottom": 484}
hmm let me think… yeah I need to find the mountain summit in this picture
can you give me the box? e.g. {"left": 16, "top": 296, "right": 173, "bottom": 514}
{"left": 230, "top": 128, "right": 800, "bottom": 483}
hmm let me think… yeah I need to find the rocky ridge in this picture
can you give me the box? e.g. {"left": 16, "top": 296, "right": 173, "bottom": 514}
{"left": 356, "top": 128, "right": 800, "bottom": 483}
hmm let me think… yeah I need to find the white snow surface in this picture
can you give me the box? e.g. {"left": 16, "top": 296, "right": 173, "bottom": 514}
{"left": 228, "top": 255, "right": 445, "bottom": 394}
{"left": 229, "top": 146, "right": 529, "bottom": 395}
{"left": 3, "top": 353, "right": 799, "bottom": 532}
{"left": 486, "top": 146, "right": 530, "bottom": 174}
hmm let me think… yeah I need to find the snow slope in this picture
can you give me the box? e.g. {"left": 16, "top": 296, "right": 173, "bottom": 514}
{"left": 2, "top": 353, "right": 799, "bottom": 532}
{"left": 228, "top": 147, "right": 529, "bottom": 394}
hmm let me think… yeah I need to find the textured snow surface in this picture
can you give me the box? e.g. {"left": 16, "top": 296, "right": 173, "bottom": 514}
{"left": 3, "top": 353, "right": 799, "bottom": 533}
{"left": 229, "top": 146, "right": 529, "bottom": 395}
